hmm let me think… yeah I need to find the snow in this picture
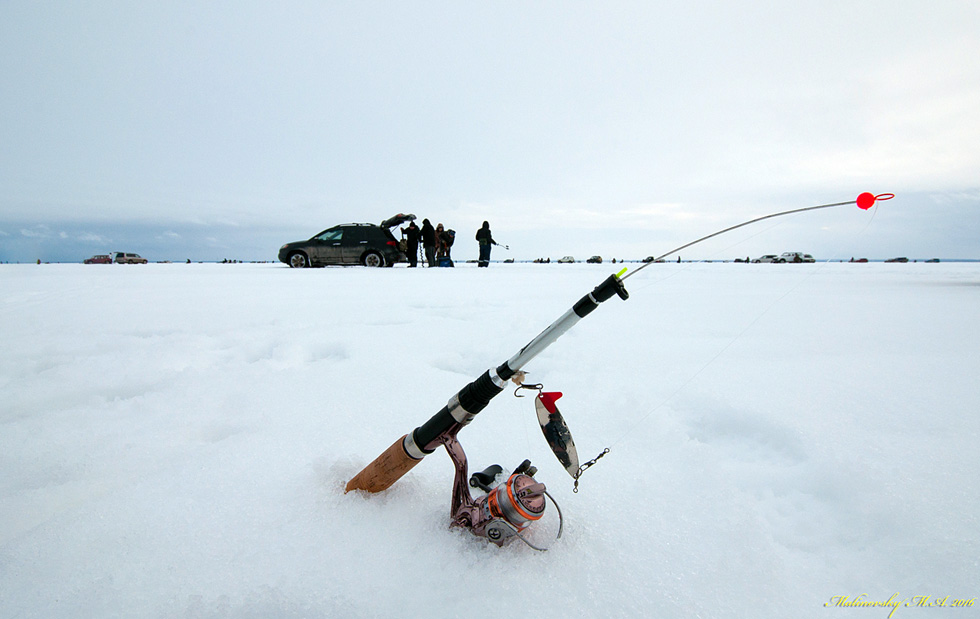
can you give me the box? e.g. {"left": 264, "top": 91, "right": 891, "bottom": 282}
{"left": 2, "top": 261, "right": 978, "bottom": 618}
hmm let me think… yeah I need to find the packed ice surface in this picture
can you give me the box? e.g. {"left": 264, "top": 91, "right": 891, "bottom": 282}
{"left": 2, "top": 262, "right": 978, "bottom": 618}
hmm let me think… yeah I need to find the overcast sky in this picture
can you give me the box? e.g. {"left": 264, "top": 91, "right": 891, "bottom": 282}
{"left": 2, "top": 1, "right": 978, "bottom": 262}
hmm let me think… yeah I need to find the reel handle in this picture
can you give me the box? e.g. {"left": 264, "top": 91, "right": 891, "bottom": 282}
{"left": 470, "top": 464, "right": 503, "bottom": 492}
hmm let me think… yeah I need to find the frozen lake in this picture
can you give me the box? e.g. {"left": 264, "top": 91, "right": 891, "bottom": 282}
{"left": 2, "top": 261, "right": 978, "bottom": 618}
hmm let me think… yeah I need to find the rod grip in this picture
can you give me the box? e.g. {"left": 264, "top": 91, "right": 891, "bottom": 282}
{"left": 345, "top": 434, "right": 422, "bottom": 494}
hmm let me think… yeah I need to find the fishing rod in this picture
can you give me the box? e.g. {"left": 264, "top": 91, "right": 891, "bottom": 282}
{"left": 345, "top": 191, "right": 893, "bottom": 550}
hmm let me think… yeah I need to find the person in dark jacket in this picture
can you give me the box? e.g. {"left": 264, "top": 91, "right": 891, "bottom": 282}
{"left": 475, "top": 221, "right": 498, "bottom": 267}
{"left": 401, "top": 220, "right": 421, "bottom": 267}
{"left": 436, "top": 223, "right": 456, "bottom": 260}
{"left": 421, "top": 219, "right": 437, "bottom": 267}
{"left": 441, "top": 227, "right": 455, "bottom": 259}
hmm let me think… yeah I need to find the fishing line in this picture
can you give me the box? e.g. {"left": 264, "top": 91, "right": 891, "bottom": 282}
{"left": 860, "top": 201, "right": 881, "bottom": 233}
{"left": 604, "top": 262, "right": 827, "bottom": 451}
{"left": 579, "top": 194, "right": 893, "bottom": 464}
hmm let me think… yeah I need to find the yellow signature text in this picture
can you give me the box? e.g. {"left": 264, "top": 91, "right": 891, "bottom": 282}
{"left": 825, "top": 594, "right": 975, "bottom": 618}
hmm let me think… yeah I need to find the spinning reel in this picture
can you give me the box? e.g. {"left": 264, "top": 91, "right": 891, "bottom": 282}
{"left": 437, "top": 378, "right": 598, "bottom": 550}
{"left": 441, "top": 430, "right": 563, "bottom": 551}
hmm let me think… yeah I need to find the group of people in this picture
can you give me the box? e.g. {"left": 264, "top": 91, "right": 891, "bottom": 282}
{"left": 400, "top": 219, "right": 501, "bottom": 268}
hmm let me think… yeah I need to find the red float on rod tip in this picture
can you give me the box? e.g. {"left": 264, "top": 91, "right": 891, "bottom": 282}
{"left": 857, "top": 192, "right": 894, "bottom": 210}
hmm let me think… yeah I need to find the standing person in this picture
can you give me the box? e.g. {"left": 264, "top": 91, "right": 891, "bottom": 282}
{"left": 475, "top": 221, "right": 498, "bottom": 267}
{"left": 435, "top": 224, "right": 447, "bottom": 259}
{"left": 421, "top": 219, "right": 437, "bottom": 267}
{"left": 401, "top": 220, "right": 421, "bottom": 267}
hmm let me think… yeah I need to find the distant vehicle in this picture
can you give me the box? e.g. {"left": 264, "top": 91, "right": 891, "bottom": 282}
{"left": 849, "top": 257, "right": 869, "bottom": 263}
{"left": 533, "top": 257, "right": 551, "bottom": 264}
{"left": 775, "top": 252, "right": 815, "bottom": 263}
{"left": 587, "top": 255, "right": 602, "bottom": 264}
{"left": 885, "top": 257, "right": 909, "bottom": 263}
{"left": 925, "top": 258, "right": 940, "bottom": 263}
{"left": 752, "top": 255, "right": 778, "bottom": 263}
{"left": 84, "top": 254, "right": 112, "bottom": 264}
{"left": 114, "top": 252, "right": 147, "bottom": 264}
{"left": 557, "top": 256, "right": 575, "bottom": 263}
{"left": 503, "top": 258, "right": 515, "bottom": 264}
{"left": 278, "top": 214, "right": 414, "bottom": 268}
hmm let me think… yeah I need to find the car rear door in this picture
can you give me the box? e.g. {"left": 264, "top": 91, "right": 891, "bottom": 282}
{"left": 342, "top": 226, "right": 372, "bottom": 264}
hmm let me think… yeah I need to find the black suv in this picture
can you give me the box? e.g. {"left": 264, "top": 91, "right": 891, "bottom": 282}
{"left": 278, "top": 214, "right": 414, "bottom": 268}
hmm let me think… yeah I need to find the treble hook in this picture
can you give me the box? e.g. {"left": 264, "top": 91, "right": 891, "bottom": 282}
{"left": 514, "top": 383, "right": 544, "bottom": 398}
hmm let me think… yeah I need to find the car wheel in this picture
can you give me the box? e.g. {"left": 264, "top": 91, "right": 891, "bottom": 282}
{"left": 362, "top": 251, "right": 384, "bottom": 267}
{"left": 288, "top": 252, "right": 309, "bottom": 268}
